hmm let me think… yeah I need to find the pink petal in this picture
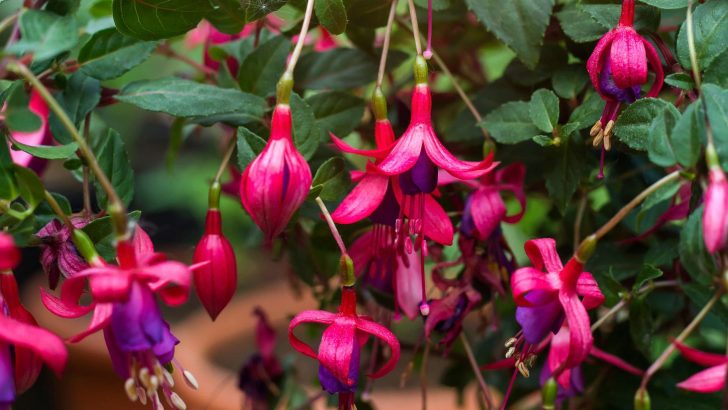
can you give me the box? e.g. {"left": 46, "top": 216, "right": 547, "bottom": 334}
{"left": 318, "top": 316, "right": 358, "bottom": 385}
{"left": 40, "top": 287, "right": 93, "bottom": 318}
{"left": 132, "top": 226, "right": 155, "bottom": 258}
{"left": 89, "top": 270, "right": 132, "bottom": 302}
{"left": 374, "top": 119, "right": 395, "bottom": 149}
{"left": 496, "top": 163, "right": 527, "bottom": 224}
{"left": 68, "top": 303, "right": 113, "bottom": 343}
{"left": 703, "top": 168, "right": 728, "bottom": 253}
{"left": 423, "top": 132, "right": 497, "bottom": 180}
{"left": 143, "top": 261, "right": 192, "bottom": 306}
{"left": 576, "top": 272, "right": 605, "bottom": 310}
{"left": 510, "top": 267, "right": 560, "bottom": 307}
{"left": 184, "top": 21, "right": 211, "bottom": 48}
{"left": 9, "top": 89, "right": 53, "bottom": 172}
{"left": 470, "top": 187, "right": 506, "bottom": 240}
{"left": 0, "top": 314, "right": 67, "bottom": 376}
{"left": 586, "top": 30, "right": 618, "bottom": 100}
{"left": 589, "top": 346, "right": 644, "bottom": 376}
{"left": 677, "top": 364, "right": 727, "bottom": 393}
{"left": 375, "top": 127, "right": 424, "bottom": 176}
{"left": 356, "top": 317, "right": 400, "bottom": 378}
{"left": 642, "top": 37, "right": 664, "bottom": 98}
{"left": 673, "top": 341, "right": 728, "bottom": 367}
{"left": 331, "top": 174, "right": 389, "bottom": 224}
{"left": 288, "top": 310, "right": 337, "bottom": 359}
{"left": 559, "top": 289, "right": 593, "bottom": 368}
{"left": 330, "top": 133, "right": 391, "bottom": 159}
{"left": 609, "top": 27, "right": 647, "bottom": 89}
{"left": 395, "top": 251, "right": 423, "bottom": 320}
{"left": 547, "top": 325, "right": 573, "bottom": 389}
{"left": 524, "top": 238, "right": 563, "bottom": 273}
{"left": 422, "top": 194, "right": 454, "bottom": 245}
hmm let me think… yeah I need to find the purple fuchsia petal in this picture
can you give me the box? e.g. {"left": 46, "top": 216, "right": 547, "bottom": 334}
{"left": 331, "top": 174, "right": 389, "bottom": 224}
{"left": 102, "top": 327, "right": 131, "bottom": 378}
{"left": 0, "top": 343, "right": 14, "bottom": 406}
{"left": 510, "top": 267, "right": 560, "bottom": 307}
{"left": 399, "top": 150, "right": 438, "bottom": 194}
{"left": 515, "top": 291, "right": 564, "bottom": 344}
{"left": 677, "top": 364, "right": 727, "bottom": 393}
{"left": 599, "top": 60, "right": 641, "bottom": 103}
{"left": 109, "top": 281, "right": 166, "bottom": 352}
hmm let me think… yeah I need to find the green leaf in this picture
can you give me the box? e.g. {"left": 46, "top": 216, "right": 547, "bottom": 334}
{"left": 676, "top": 1, "right": 728, "bottom": 72}
{"left": 704, "top": 48, "right": 728, "bottom": 87}
{"left": 556, "top": 5, "right": 607, "bottom": 43}
{"left": 309, "top": 157, "right": 350, "bottom": 201}
{"left": 345, "top": 0, "right": 391, "bottom": 28}
{"left": 93, "top": 129, "right": 135, "bottom": 208}
{"left": 165, "top": 117, "right": 187, "bottom": 171}
{"left": 529, "top": 89, "right": 559, "bottom": 133}
{"left": 13, "top": 165, "right": 45, "bottom": 212}
{"left": 112, "top": 0, "right": 211, "bottom": 40}
{"left": 633, "top": 265, "right": 664, "bottom": 292}
{"left": 663, "top": 72, "right": 694, "bottom": 90}
{"left": 204, "top": 0, "right": 248, "bottom": 34}
{"left": 679, "top": 206, "right": 717, "bottom": 285}
{"left": 702, "top": 84, "right": 728, "bottom": 170}
{"left": 582, "top": 4, "right": 660, "bottom": 32}
{"left": 294, "top": 48, "right": 378, "bottom": 90}
{"left": 0, "top": 143, "right": 18, "bottom": 201}
{"left": 568, "top": 90, "right": 605, "bottom": 130}
{"left": 614, "top": 98, "right": 679, "bottom": 151}
{"left": 532, "top": 135, "right": 554, "bottom": 147}
{"left": 466, "top": 0, "right": 554, "bottom": 69}
{"left": 116, "top": 78, "right": 266, "bottom": 122}
{"left": 683, "top": 283, "right": 728, "bottom": 327}
{"left": 647, "top": 106, "right": 681, "bottom": 167}
{"left": 670, "top": 99, "right": 702, "bottom": 167}
{"left": 481, "top": 101, "right": 542, "bottom": 144}
{"left": 557, "top": 4, "right": 660, "bottom": 43}
{"left": 48, "top": 72, "right": 101, "bottom": 144}
{"left": 9, "top": 10, "right": 79, "bottom": 61}
{"left": 639, "top": 177, "right": 682, "bottom": 216}
{"left": 315, "top": 0, "right": 347, "bottom": 35}
{"left": 46, "top": 0, "right": 80, "bottom": 15}
{"left": 629, "top": 294, "right": 655, "bottom": 357}
{"left": 10, "top": 140, "right": 78, "bottom": 160}
{"left": 236, "top": 126, "right": 267, "bottom": 169}
{"left": 638, "top": 0, "right": 687, "bottom": 9}
{"left": 551, "top": 64, "right": 589, "bottom": 99}
{"left": 306, "top": 91, "right": 364, "bottom": 145}
{"left": 78, "top": 28, "right": 158, "bottom": 80}
{"left": 545, "top": 134, "right": 587, "bottom": 213}
{"left": 238, "top": 36, "right": 290, "bottom": 97}
{"left": 288, "top": 93, "right": 321, "bottom": 161}
{"left": 4, "top": 83, "right": 41, "bottom": 133}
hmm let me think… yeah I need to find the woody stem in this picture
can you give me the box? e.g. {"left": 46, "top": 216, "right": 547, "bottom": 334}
{"left": 406, "top": 0, "right": 423, "bottom": 55}
{"left": 8, "top": 62, "right": 129, "bottom": 239}
{"left": 639, "top": 290, "right": 722, "bottom": 390}
{"left": 461, "top": 333, "right": 494, "bottom": 409}
{"left": 376, "top": 0, "right": 399, "bottom": 88}
{"left": 314, "top": 197, "right": 348, "bottom": 256}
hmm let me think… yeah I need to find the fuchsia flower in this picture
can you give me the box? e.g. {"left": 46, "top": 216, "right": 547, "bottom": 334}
{"left": 0, "top": 233, "right": 19, "bottom": 271}
{"left": 288, "top": 287, "right": 400, "bottom": 409}
{"left": 510, "top": 239, "right": 604, "bottom": 370}
{"left": 42, "top": 227, "right": 198, "bottom": 408}
{"left": 193, "top": 208, "right": 237, "bottom": 320}
{"left": 36, "top": 215, "right": 91, "bottom": 290}
{"left": 586, "top": 0, "right": 664, "bottom": 177}
{"left": 240, "top": 104, "right": 312, "bottom": 245}
{"left": 674, "top": 341, "right": 728, "bottom": 393}
{"left": 238, "top": 308, "right": 283, "bottom": 410}
{"left": 424, "top": 285, "right": 481, "bottom": 350}
{"left": 7, "top": 90, "right": 54, "bottom": 174}
{"left": 702, "top": 166, "right": 728, "bottom": 253}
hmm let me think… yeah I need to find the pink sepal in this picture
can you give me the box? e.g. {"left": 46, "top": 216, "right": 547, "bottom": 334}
{"left": 674, "top": 341, "right": 728, "bottom": 367}
{"left": 0, "top": 314, "right": 67, "bottom": 377}
{"left": 677, "top": 364, "right": 727, "bottom": 393}
{"left": 356, "top": 318, "right": 400, "bottom": 378}
{"left": 589, "top": 346, "right": 644, "bottom": 376}
{"left": 288, "top": 310, "right": 337, "bottom": 359}
{"left": 331, "top": 174, "right": 389, "bottom": 224}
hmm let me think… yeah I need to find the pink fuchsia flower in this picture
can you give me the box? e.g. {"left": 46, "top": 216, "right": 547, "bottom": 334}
{"left": 8, "top": 90, "right": 53, "bottom": 174}
{"left": 673, "top": 341, "right": 728, "bottom": 393}
{"left": 238, "top": 308, "right": 283, "bottom": 410}
{"left": 36, "top": 215, "right": 91, "bottom": 290}
{"left": 586, "top": 0, "right": 664, "bottom": 176}
{"left": 288, "top": 287, "right": 400, "bottom": 409}
{"left": 510, "top": 238, "right": 605, "bottom": 370}
{"left": 41, "top": 227, "right": 198, "bottom": 406}
{"left": 0, "top": 233, "right": 19, "bottom": 271}
{"left": 424, "top": 285, "right": 481, "bottom": 350}
{"left": 193, "top": 208, "right": 237, "bottom": 320}
{"left": 703, "top": 166, "right": 728, "bottom": 253}
{"left": 240, "top": 104, "right": 312, "bottom": 245}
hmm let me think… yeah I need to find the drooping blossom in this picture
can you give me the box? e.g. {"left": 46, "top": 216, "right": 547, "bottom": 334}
{"left": 193, "top": 208, "right": 237, "bottom": 320}
{"left": 41, "top": 227, "right": 199, "bottom": 408}
{"left": 586, "top": 0, "right": 664, "bottom": 177}
{"left": 289, "top": 287, "right": 400, "bottom": 409}
{"left": 510, "top": 239, "right": 604, "bottom": 371}
{"left": 673, "top": 341, "right": 728, "bottom": 393}
{"left": 239, "top": 104, "right": 312, "bottom": 245}
{"left": 7, "top": 90, "right": 54, "bottom": 174}
{"left": 423, "top": 285, "right": 481, "bottom": 350}
{"left": 0, "top": 233, "right": 19, "bottom": 271}
{"left": 36, "top": 215, "right": 91, "bottom": 289}
{"left": 238, "top": 308, "right": 283, "bottom": 410}
{"left": 702, "top": 166, "right": 728, "bottom": 253}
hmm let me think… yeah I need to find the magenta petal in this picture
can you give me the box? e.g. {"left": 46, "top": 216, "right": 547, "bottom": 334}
{"left": 575, "top": 272, "right": 605, "bottom": 310}
{"left": 318, "top": 317, "right": 358, "bottom": 387}
{"left": 331, "top": 174, "right": 389, "bottom": 224}
{"left": 586, "top": 30, "right": 618, "bottom": 100}
{"left": 143, "top": 261, "right": 192, "bottom": 307}
{"left": 524, "top": 238, "right": 563, "bottom": 273}
{"left": 330, "top": 133, "right": 391, "bottom": 159}
{"left": 89, "top": 270, "right": 132, "bottom": 302}
{"left": 0, "top": 315, "right": 67, "bottom": 377}
{"left": 376, "top": 128, "right": 424, "bottom": 176}
{"left": 558, "top": 289, "right": 593, "bottom": 369}
{"left": 68, "top": 303, "right": 113, "bottom": 343}
{"left": 609, "top": 27, "right": 647, "bottom": 89}
{"left": 703, "top": 168, "right": 728, "bottom": 253}
{"left": 9, "top": 90, "right": 52, "bottom": 173}
{"left": 423, "top": 132, "right": 496, "bottom": 180}
{"left": 421, "top": 194, "right": 454, "bottom": 245}
{"left": 674, "top": 341, "right": 728, "bottom": 367}
{"left": 547, "top": 325, "right": 573, "bottom": 389}
{"left": 355, "top": 318, "right": 400, "bottom": 378}
{"left": 677, "top": 364, "right": 727, "bottom": 393}
{"left": 395, "top": 251, "right": 423, "bottom": 320}
{"left": 510, "top": 267, "right": 559, "bottom": 307}
{"left": 469, "top": 188, "right": 506, "bottom": 241}
{"left": 288, "top": 310, "right": 337, "bottom": 359}
{"left": 589, "top": 346, "right": 643, "bottom": 376}
{"left": 642, "top": 37, "right": 664, "bottom": 98}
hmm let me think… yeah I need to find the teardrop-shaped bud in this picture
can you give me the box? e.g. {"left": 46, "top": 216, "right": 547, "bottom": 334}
{"left": 192, "top": 209, "right": 237, "bottom": 320}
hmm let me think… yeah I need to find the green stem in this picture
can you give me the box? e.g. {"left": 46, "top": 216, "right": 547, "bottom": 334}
{"left": 43, "top": 191, "right": 73, "bottom": 231}
{"left": 639, "top": 290, "right": 723, "bottom": 390}
{"left": 376, "top": 0, "right": 399, "bottom": 88}
{"left": 283, "top": 0, "right": 315, "bottom": 78}
{"left": 591, "top": 280, "right": 681, "bottom": 332}
{"left": 460, "top": 333, "right": 494, "bottom": 409}
{"left": 8, "top": 62, "right": 129, "bottom": 239}
{"left": 406, "top": 0, "right": 423, "bottom": 55}
{"left": 314, "top": 197, "right": 347, "bottom": 256}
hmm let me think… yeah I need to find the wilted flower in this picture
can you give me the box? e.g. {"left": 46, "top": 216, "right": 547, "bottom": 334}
{"left": 240, "top": 104, "right": 312, "bottom": 245}
{"left": 586, "top": 0, "right": 664, "bottom": 177}
{"left": 36, "top": 215, "right": 91, "bottom": 289}
{"left": 193, "top": 208, "right": 237, "bottom": 320}
{"left": 424, "top": 285, "right": 481, "bottom": 350}
{"left": 674, "top": 341, "right": 728, "bottom": 393}
{"left": 289, "top": 287, "right": 400, "bottom": 409}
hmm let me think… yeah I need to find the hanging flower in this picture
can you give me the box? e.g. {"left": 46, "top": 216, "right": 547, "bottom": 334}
{"left": 0, "top": 233, "right": 19, "bottom": 271}
{"left": 41, "top": 227, "right": 199, "bottom": 407}
{"left": 586, "top": 0, "right": 664, "bottom": 177}
{"left": 8, "top": 89, "right": 54, "bottom": 174}
{"left": 703, "top": 166, "right": 728, "bottom": 253}
{"left": 36, "top": 215, "right": 91, "bottom": 290}
{"left": 424, "top": 285, "right": 481, "bottom": 350}
{"left": 238, "top": 308, "right": 283, "bottom": 410}
{"left": 674, "top": 341, "right": 728, "bottom": 393}
{"left": 239, "top": 104, "right": 312, "bottom": 245}
{"left": 288, "top": 287, "right": 400, "bottom": 409}
{"left": 193, "top": 208, "right": 237, "bottom": 320}
{"left": 510, "top": 239, "right": 605, "bottom": 369}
